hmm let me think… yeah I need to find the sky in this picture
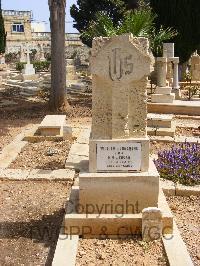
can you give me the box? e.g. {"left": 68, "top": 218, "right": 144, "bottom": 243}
{"left": 2, "top": 0, "right": 78, "bottom": 33}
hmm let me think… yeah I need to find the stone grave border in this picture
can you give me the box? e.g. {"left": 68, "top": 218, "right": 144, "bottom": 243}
{"left": 0, "top": 126, "right": 199, "bottom": 265}
{"left": 0, "top": 124, "right": 83, "bottom": 181}
{"left": 52, "top": 127, "right": 197, "bottom": 266}
{"left": 148, "top": 100, "right": 200, "bottom": 116}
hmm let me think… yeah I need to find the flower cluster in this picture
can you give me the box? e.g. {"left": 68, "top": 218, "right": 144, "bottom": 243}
{"left": 154, "top": 142, "right": 200, "bottom": 185}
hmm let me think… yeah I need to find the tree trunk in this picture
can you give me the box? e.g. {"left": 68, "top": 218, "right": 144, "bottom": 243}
{"left": 48, "top": 0, "right": 69, "bottom": 111}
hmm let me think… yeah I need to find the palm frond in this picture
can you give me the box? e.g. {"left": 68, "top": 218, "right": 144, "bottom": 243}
{"left": 81, "top": 12, "right": 117, "bottom": 45}
{"left": 150, "top": 26, "right": 178, "bottom": 56}
{"left": 118, "top": 10, "right": 156, "bottom": 36}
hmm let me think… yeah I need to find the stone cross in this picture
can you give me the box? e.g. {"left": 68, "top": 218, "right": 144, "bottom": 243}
{"left": 20, "top": 45, "right": 26, "bottom": 63}
{"left": 40, "top": 44, "right": 46, "bottom": 62}
{"left": 26, "top": 45, "right": 31, "bottom": 64}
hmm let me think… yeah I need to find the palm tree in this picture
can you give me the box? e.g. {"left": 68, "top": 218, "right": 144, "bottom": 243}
{"left": 48, "top": 0, "right": 69, "bottom": 111}
{"left": 82, "top": 8, "right": 177, "bottom": 57}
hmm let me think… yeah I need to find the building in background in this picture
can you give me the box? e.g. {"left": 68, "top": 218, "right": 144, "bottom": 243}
{"left": 31, "top": 22, "right": 46, "bottom": 33}
{"left": 3, "top": 10, "right": 32, "bottom": 43}
{"left": 2, "top": 9, "right": 82, "bottom": 53}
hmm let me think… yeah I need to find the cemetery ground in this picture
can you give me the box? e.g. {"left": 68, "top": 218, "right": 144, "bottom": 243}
{"left": 0, "top": 92, "right": 200, "bottom": 265}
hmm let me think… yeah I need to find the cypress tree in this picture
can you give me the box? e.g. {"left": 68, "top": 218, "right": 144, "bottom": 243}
{"left": 150, "top": 0, "right": 200, "bottom": 63}
{"left": 0, "top": 0, "right": 6, "bottom": 54}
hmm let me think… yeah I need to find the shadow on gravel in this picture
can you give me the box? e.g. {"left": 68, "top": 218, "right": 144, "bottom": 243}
{"left": 0, "top": 209, "right": 64, "bottom": 266}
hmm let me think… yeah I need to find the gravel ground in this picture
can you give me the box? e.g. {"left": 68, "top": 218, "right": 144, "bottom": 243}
{"left": 76, "top": 237, "right": 168, "bottom": 265}
{"left": 0, "top": 180, "right": 72, "bottom": 266}
{"left": 167, "top": 196, "right": 200, "bottom": 266}
{"left": 0, "top": 119, "right": 38, "bottom": 151}
{"left": 9, "top": 140, "right": 72, "bottom": 170}
{"left": 175, "top": 127, "right": 200, "bottom": 137}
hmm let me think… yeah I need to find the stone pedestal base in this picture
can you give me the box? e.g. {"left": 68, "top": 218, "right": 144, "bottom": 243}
{"left": 21, "top": 74, "right": 39, "bottom": 81}
{"left": 155, "top": 86, "right": 172, "bottom": 95}
{"left": 79, "top": 159, "right": 159, "bottom": 214}
{"left": 172, "top": 87, "right": 181, "bottom": 100}
{"left": 22, "top": 64, "right": 36, "bottom": 75}
{"left": 151, "top": 93, "right": 175, "bottom": 103}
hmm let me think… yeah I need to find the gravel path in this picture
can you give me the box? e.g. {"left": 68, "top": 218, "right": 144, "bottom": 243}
{"left": 167, "top": 196, "right": 200, "bottom": 266}
{"left": 0, "top": 180, "right": 72, "bottom": 266}
{"left": 76, "top": 237, "right": 168, "bottom": 265}
{"left": 9, "top": 140, "right": 72, "bottom": 170}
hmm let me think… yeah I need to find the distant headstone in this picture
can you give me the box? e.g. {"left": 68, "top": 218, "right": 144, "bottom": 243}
{"left": 22, "top": 45, "right": 36, "bottom": 80}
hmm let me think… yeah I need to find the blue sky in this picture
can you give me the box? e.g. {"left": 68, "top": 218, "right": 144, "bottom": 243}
{"left": 2, "top": 0, "right": 78, "bottom": 33}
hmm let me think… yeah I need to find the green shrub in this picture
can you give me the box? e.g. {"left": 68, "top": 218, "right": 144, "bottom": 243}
{"left": 5, "top": 52, "right": 19, "bottom": 63}
{"left": 16, "top": 62, "right": 26, "bottom": 71}
{"left": 16, "top": 61, "right": 51, "bottom": 72}
{"left": 33, "top": 61, "right": 51, "bottom": 72}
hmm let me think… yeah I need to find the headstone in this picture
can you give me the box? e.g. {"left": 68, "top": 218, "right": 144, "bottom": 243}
{"left": 152, "top": 43, "right": 177, "bottom": 103}
{"left": 163, "top": 43, "right": 174, "bottom": 58}
{"left": 163, "top": 43, "right": 180, "bottom": 98}
{"left": 0, "top": 54, "right": 7, "bottom": 71}
{"left": 191, "top": 54, "right": 200, "bottom": 81}
{"left": 142, "top": 207, "right": 163, "bottom": 242}
{"left": 79, "top": 34, "right": 160, "bottom": 214}
{"left": 40, "top": 44, "right": 46, "bottom": 62}
{"left": 66, "top": 59, "right": 78, "bottom": 85}
{"left": 20, "top": 45, "right": 26, "bottom": 62}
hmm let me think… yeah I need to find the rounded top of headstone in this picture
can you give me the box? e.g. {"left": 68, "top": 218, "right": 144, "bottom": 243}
{"left": 90, "top": 33, "right": 151, "bottom": 82}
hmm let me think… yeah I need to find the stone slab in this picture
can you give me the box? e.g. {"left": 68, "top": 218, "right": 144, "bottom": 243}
{"left": 162, "top": 222, "right": 193, "bottom": 266}
{"left": 158, "top": 190, "right": 173, "bottom": 232}
{"left": 155, "top": 87, "right": 172, "bottom": 95}
{"left": 39, "top": 115, "right": 66, "bottom": 129}
{"left": 147, "top": 126, "right": 175, "bottom": 137}
{"left": 0, "top": 169, "right": 30, "bottom": 180}
{"left": 0, "top": 168, "right": 75, "bottom": 181}
{"left": 147, "top": 113, "right": 173, "bottom": 128}
{"left": 148, "top": 100, "right": 200, "bottom": 116}
{"left": 52, "top": 234, "right": 79, "bottom": 266}
{"left": 65, "top": 142, "right": 89, "bottom": 173}
{"left": 22, "top": 74, "right": 39, "bottom": 81}
{"left": 76, "top": 127, "right": 91, "bottom": 144}
{"left": 176, "top": 184, "right": 200, "bottom": 196}
{"left": 151, "top": 93, "right": 175, "bottom": 103}
{"left": 0, "top": 133, "right": 27, "bottom": 168}
{"left": 64, "top": 187, "right": 173, "bottom": 237}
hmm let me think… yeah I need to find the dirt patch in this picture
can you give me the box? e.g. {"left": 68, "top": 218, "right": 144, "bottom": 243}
{"left": 76, "top": 237, "right": 168, "bottom": 265}
{"left": 0, "top": 180, "right": 71, "bottom": 266}
{"left": 167, "top": 196, "right": 200, "bottom": 266}
{"left": 9, "top": 140, "right": 72, "bottom": 170}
